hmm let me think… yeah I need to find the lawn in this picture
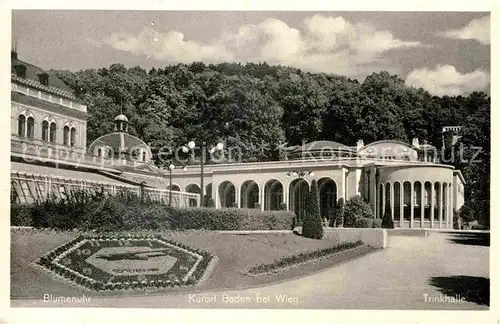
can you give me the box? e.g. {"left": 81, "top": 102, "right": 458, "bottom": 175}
{"left": 11, "top": 228, "right": 375, "bottom": 299}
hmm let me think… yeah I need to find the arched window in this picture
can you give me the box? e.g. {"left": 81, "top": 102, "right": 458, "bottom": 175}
{"left": 49, "top": 122, "right": 56, "bottom": 142}
{"left": 97, "top": 148, "right": 102, "bottom": 157}
{"left": 27, "top": 116, "right": 34, "bottom": 139}
{"left": 108, "top": 149, "right": 112, "bottom": 159}
{"left": 70, "top": 127, "right": 76, "bottom": 147}
{"left": 142, "top": 151, "right": 146, "bottom": 162}
{"left": 42, "top": 121, "right": 49, "bottom": 141}
{"left": 63, "top": 126, "right": 69, "bottom": 146}
{"left": 18, "top": 115, "right": 26, "bottom": 137}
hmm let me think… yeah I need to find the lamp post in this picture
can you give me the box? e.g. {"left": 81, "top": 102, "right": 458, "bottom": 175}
{"left": 168, "top": 163, "right": 175, "bottom": 206}
{"left": 286, "top": 170, "right": 314, "bottom": 221}
{"left": 182, "top": 140, "right": 224, "bottom": 206}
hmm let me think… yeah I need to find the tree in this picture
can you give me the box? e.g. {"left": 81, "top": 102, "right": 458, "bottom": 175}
{"left": 302, "top": 180, "right": 323, "bottom": 239}
{"left": 343, "top": 196, "right": 374, "bottom": 228}
{"left": 381, "top": 204, "right": 395, "bottom": 228}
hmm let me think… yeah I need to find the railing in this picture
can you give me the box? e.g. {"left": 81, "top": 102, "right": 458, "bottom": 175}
{"left": 10, "top": 172, "right": 200, "bottom": 207}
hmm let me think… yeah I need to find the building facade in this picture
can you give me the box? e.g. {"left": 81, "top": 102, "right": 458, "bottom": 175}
{"left": 10, "top": 51, "right": 465, "bottom": 228}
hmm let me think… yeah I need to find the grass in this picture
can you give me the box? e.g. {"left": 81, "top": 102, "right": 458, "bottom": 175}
{"left": 11, "top": 228, "right": 376, "bottom": 298}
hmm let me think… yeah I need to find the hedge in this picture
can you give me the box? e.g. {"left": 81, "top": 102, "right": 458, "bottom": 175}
{"left": 10, "top": 192, "right": 296, "bottom": 231}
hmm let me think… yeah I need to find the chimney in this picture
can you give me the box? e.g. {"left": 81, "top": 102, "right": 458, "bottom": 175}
{"left": 356, "top": 139, "right": 364, "bottom": 150}
{"left": 412, "top": 138, "right": 420, "bottom": 149}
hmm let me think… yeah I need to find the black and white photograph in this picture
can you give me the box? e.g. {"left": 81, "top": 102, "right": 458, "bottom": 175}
{"left": 3, "top": 2, "right": 495, "bottom": 322}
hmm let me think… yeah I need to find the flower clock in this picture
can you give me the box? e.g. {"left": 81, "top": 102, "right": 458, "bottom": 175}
{"left": 35, "top": 234, "right": 214, "bottom": 291}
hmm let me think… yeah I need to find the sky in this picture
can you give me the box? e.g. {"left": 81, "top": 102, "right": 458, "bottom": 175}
{"left": 12, "top": 10, "right": 490, "bottom": 96}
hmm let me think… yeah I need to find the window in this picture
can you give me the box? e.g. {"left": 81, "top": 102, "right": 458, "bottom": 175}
{"left": 63, "top": 126, "right": 69, "bottom": 146}
{"left": 27, "top": 117, "right": 34, "bottom": 139}
{"left": 70, "top": 127, "right": 76, "bottom": 147}
{"left": 42, "top": 121, "right": 49, "bottom": 141}
{"left": 49, "top": 122, "right": 56, "bottom": 142}
{"left": 142, "top": 151, "right": 146, "bottom": 162}
{"left": 97, "top": 148, "right": 102, "bottom": 157}
{"left": 18, "top": 115, "right": 26, "bottom": 137}
{"left": 108, "top": 149, "right": 112, "bottom": 159}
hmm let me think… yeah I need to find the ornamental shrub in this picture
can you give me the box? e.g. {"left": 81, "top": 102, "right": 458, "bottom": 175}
{"left": 354, "top": 217, "right": 372, "bottom": 228}
{"left": 302, "top": 180, "right": 323, "bottom": 239}
{"left": 279, "top": 202, "right": 287, "bottom": 211}
{"left": 372, "top": 218, "right": 382, "bottom": 228}
{"left": 381, "top": 204, "right": 395, "bottom": 229}
{"left": 10, "top": 203, "right": 34, "bottom": 226}
{"left": 343, "top": 196, "right": 374, "bottom": 228}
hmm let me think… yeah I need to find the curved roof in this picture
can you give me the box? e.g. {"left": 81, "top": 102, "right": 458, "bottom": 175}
{"left": 89, "top": 132, "right": 152, "bottom": 155}
{"left": 114, "top": 114, "right": 128, "bottom": 122}
{"left": 359, "top": 140, "right": 414, "bottom": 151}
{"left": 293, "top": 140, "right": 352, "bottom": 152}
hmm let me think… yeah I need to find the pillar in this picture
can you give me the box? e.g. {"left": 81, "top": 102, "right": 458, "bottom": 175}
{"left": 381, "top": 184, "right": 386, "bottom": 219}
{"left": 399, "top": 183, "right": 404, "bottom": 227}
{"left": 260, "top": 184, "right": 265, "bottom": 211}
{"left": 284, "top": 181, "right": 289, "bottom": 211}
{"left": 448, "top": 183, "right": 453, "bottom": 228}
{"left": 410, "top": 182, "right": 414, "bottom": 228}
{"left": 430, "top": 183, "right": 435, "bottom": 228}
{"left": 439, "top": 183, "right": 443, "bottom": 228}
{"left": 390, "top": 182, "right": 394, "bottom": 220}
{"left": 215, "top": 183, "right": 220, "bottom": 208}
{"left": 235, "top": 183, "right": 241, "bottom": 208}
{"left": 421, "top": 183, "right": 425, "bottom": 228}
{"left": 370, "top": 169, "right": 377, "bottom": 216}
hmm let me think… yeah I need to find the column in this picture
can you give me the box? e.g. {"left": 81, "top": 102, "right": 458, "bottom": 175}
{"left": 370, "top": 169, "right": 377, "bottom": 216}
{"left": 421, "top": 183, "right": 425, "bottom": 228}
{"left": 390, "top": 183, "right": 394, "bottom": 220}
{"left": 399, "top": 183, "right": 404, "bottom": 227}
{"left": 284, "top": 181, "right": 289, "bottom": 211}
{"left": 381, "top": 184, "right": 386, "bottom": 219}
{"left": 430, "top": 183, "right": 435, "bottom": 228}
{"left": 235, "top": 183, "right": 241, "bottom": 208}
{"left": 448, "top": 183, "right": 453, "bottom": 228}
{"left": 438, "top": 183, "right": 443, "bottom": 228}
{"left": 260, "top": 184, "right": 265, "bottom": 211}
{"left": 215, "top": 183, "right": 220, "bottom": 208}
{"left": 410, "top": 182, "right": 414, "bottom": 228}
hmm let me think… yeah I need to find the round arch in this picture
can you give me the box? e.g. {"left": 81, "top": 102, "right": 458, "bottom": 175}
{"left": 240, "top": 180, "right": 260, "bottom": 209}
{"left": 218, "top": 181, "right": 236, "bottom": 208}
{"left": 264, "top": 179, "right": 283, "bottom": 211}
{"left": 289, "top": 178, "right": 309, "bottom": 222}
{"left": 317, "top": 177, "right": 337, "bottom": 221}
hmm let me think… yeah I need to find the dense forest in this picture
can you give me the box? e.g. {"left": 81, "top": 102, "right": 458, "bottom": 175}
{"left": 52, "top": 62, "right": 490, "bottom": 226}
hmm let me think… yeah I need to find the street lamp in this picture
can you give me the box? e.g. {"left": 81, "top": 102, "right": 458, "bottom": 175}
{"left": 168, "top": 163, "right": 175, "bottom": 206}
{"left": 184, "top": 140, "right": 224, "bottom": 206}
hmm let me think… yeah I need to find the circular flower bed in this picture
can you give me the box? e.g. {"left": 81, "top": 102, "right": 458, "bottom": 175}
{"left": 35, "top": 234, "right": 214, "bottom": 291}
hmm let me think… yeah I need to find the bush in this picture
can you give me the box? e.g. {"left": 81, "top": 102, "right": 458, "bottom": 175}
{"left": 278, "top": 202, "right": 287, "bottom": 211}
{"left": 372, "top": 219, "right": 382, "bottom": 228}
{"left": 10, "top": 203, "right": 34, "bottom": 226}
{"left": 11, "top": 189, "right": 296, "bottom": 231}
{"left": 254, "top": 203, "right": 261, "bottom": 209}
{"left": 231, "top": 202, "right": 238, "bottom": 208}
{"left": 354, "top": 217, "right": 373, "bottom": 228}
{"left": 381, "top": 204, "right": 395, "bottom": 229}
{"left": 302, "top": 180, "right": 323, "bottom": 239}
{"left": 343, "top": 196, "right": 374, "bottom": 228}
{"left": 203, "top": 195, "right": 215, "bottom": 208}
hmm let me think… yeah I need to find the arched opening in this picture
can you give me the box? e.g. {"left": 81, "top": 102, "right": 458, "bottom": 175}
{"left": 318, "top": 178, "right": 337, "bottom": 221}
{"left": 240, "top": 180, "right": 259, "bottom": 208}
{"left": 264, "top": 179, "right": 283, "bottom": 211}
{"left": 18, "top": 114, "right": 26, "bottom": 137}
{"left": 414, "top": 182, "right": 422, "bottom": 222}
{"left": 205, "top": 183, "right": 212, "bottom": 198}
{"left": 97, "top": 148, "right": 102, "bottom": 157}
{"left": 186, "top": 183, "right": 201, "bottom": 207}
{"left": 142, "top": 151, "right": 146, "bottom": 162}
{"left": 385, "top": 182, "right": 392, "bottom": 219}
{"left": 218, "top": 181, "right": 235, "bottom": 208}
{"left": 434, "top": 182, "right": 441, "bottom": 223}
{"left": 424, "top": 181, "right": 432, "bottom": 220}
{"left": 70, "top": 127, "right": 76, "bottom": 147}
{"left": 27, "top": 116, "right": 34, "bottom": 139}
{"left": 289, "top": 178, "right": 309, "bottom": 222}
{"left": 63, "top": 126, "right": 70, "bottom": 146}
{"left": 394, "top": 182, "right": 401, "bottom": 224}
{"left": 168, "top": 184, "right": 181, "bottom": 191}
{"left": 403, "top": 181, "right": 411, "bottom": 221}
{"left": 42, "top": 120, "right": 49, "bottom": 141}
{"left": 49, "top": 122, "right": 56, "bottom": 142}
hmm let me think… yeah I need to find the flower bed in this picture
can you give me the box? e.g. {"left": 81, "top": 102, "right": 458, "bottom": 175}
{"left": 35, "top": 234, "right": 214, "bottom": 291}
{"left": 245, "top": 240, "right": 364, "bottom": 277}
